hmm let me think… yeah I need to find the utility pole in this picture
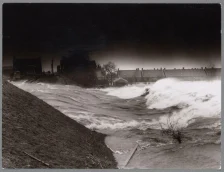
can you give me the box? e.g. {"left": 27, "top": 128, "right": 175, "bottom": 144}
{"left": 51, "top": 58, "right": 54, "bottom": 74}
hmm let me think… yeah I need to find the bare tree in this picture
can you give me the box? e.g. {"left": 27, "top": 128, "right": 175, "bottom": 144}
{"left": 102, "top": 62, "right": 117, "bottom": 85}
{"left": 207, "top": 60, "right": 215, "bottom": 68}
{"left": 159, "top": 116, "right": 184, "bottom": 144}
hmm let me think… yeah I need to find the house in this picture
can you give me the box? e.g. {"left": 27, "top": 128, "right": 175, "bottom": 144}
{"left": 135, "top": 69, "right": 142, "bottom": 82}
{"left": 13, "top": 56, "right": 42, "bottom": 75}
{"left": 95, "top": 69, "right": 109, "bottom": 87}
{"left": 60, "top": 53, "right": 96, "bottom": 73}
{"left": 205, "top": 68, "right": 221, "bottom": 78}
{"left": 115, "top": 67, "right": 221, "bottom": 83}
{"left": 3, "top": 66, "right": 13, "bottom": 76}
{"left": 117, "top": 68, "right": 142, "bottom": 83}
{"left": 95, "top": 70, "right": 105, "bottom": 80}
{"left": 113, "top": 77, "right": 128, "bottom": 86}
{"left": 164, "top": 69, "right": 207, "bottom": 80}
{"left": 141, "top": 69, "right": 165, "bottom": 82}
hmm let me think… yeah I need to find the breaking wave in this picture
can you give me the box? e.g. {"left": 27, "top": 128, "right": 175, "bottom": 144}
{"left": 103, "top": 78, "right": 221, "bottom": 128}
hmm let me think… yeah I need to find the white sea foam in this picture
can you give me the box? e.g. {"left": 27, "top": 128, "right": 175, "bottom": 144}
{"left": 101, "top": 83, "right": 150, "bottom": 99}
{"left": 103, "top": 78, "right": 221, "bottom": 128}
{"left": 146, "top": 78, "right": 221, "bottom": 128}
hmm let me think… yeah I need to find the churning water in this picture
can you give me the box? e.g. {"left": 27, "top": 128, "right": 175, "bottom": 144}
{"left": 102, "top": 79, "right": 221, "bottom": 129}
{"left": 10, "top": 78, "right": 221, "bottom": 169}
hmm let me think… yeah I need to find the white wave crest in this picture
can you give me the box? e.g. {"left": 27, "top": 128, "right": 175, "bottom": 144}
{"left": 101, "top": 83, "right": 150, "bottom": 99}
{"left": 103, "top": 78, "right": 221, "bottom": 128}
{"left": 146, "top": 78, "right": 221, "bottom": 128}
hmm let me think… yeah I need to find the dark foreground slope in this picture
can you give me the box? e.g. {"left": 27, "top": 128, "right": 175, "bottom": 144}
{"left": 2, "top": 77, "right": 117, "bottom": 169}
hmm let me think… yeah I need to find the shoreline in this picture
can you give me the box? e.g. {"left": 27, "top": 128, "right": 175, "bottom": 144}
{"left": 2, "top": 76, "right": 117, "bottom": 169}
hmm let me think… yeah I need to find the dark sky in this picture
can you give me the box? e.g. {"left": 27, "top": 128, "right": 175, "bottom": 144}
{"left": 3, "top": 3, "right": 221, "bottom": 69}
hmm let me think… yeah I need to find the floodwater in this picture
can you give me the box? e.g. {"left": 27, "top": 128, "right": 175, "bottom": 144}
{"left": 11, "top": 78, "right": 221, "bottom": 169}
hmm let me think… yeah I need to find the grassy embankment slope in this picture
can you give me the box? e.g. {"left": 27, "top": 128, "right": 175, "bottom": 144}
{"left": 2, "top": 76, "right": 117, "bottom": 168}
